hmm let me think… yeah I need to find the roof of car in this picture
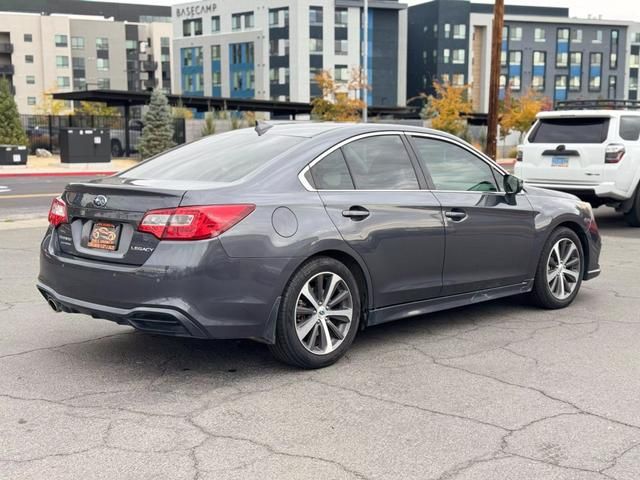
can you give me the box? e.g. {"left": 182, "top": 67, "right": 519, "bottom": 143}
{"left": 537, "top": 110, "right": 640, "bottom": 119}
{"left": 262, "top": 121, "right": 454, "bottom": 139}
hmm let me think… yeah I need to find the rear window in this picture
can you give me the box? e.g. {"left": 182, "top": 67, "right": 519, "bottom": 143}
{"left": 619, "top": 116, "right": 640, "bottom": 141}
{"left": 120, "top": 130, "right": 304, "bottom": 182}
{"left": 528, "top": 117, "right": 610, "bottom": 144}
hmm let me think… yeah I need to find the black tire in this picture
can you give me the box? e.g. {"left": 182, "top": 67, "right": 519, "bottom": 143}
{"left": 111, "top": 139, "right": 123, "bottom": 157}
{"left": 269, "top": 257, "right": 361, "bottom": 369}
{"left": 624, "top": 186, "right": 640, "bottom": 227}
{"left": 530, "top": 227, "right": 584, "bottom": 309}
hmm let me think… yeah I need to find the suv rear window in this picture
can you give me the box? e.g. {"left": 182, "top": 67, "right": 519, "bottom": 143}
{"left": 120, "top": 130, "right": 303, "bottom": 182}
{"left": 528, "top": 117, "right": 610, "bottom": 144}
{"left": 619, "top": 116, "right": 640, "bottom": 141}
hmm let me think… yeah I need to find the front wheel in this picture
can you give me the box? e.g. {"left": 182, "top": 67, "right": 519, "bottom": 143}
{"left": 530, "top": 227, "right": 584, "bottom": 309}
{"left": 269, "top": 257, "right": 361, "bottom": 369}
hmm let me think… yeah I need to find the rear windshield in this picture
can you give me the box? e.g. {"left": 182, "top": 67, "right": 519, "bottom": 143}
{"left": 528, "top": 117, "right": 610, "bottom": 144}
{"left": 120, "top": 130, "right": 304, "bottom": 182}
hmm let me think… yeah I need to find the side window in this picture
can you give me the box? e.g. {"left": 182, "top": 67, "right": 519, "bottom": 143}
{"left": 310, "top": 149, "right": 354, "bottom": 190}
{"left": 412, "top": 137, "right": 498, "bottom": 192}
{"left": 620, "top": 116, "right": 640, "bottom": 141}
{"left": 341, "top": 135, "right": 419, "bottom": 190}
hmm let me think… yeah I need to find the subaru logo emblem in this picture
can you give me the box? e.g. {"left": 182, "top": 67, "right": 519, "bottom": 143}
{"left": 93, "top": 195, "right": 108, "bottom": 208}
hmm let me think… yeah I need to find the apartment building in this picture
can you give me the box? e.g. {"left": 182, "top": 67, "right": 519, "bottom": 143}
{"left": 408, "top": 0, "right": 640, "bottom": 113}
{"left": 171, "top": 0, "right": 408, "bottom": 106}
{"left": 0, "top": 0, "right": 172, "bottom": 113}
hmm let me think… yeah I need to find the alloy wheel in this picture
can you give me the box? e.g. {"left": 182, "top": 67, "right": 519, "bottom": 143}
{"left": 546, "top": 238, "right": 581, "bottom": 300}
{"left": 294, "top": 272, "right": 353, "bottom": 355}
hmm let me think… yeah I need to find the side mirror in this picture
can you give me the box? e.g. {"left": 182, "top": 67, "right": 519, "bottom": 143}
{"left": 504, "top": 174, "right": 524, "bottom": 195}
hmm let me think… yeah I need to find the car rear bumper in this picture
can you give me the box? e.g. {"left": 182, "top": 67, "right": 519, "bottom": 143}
{"left": 520, "top": 181, "right": 630, "bottom": 202}
{"left": 38, "top": 228, "right": 292, "bottom": 343}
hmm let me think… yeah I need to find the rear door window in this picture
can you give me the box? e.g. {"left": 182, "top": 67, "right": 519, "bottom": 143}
{"left": 619, "top": 116, "right": 640, "bottom": 141}
{"left": 341, "top": 135, "right": 419, "bottom": 190}
{"left": 528, "top": 117, "right": 610, "bottom": 144}
{"left": 310, "top": 149, "right": 354, "bottom": 190}
{"left": 120, "top": 130, "right": 304, "bottom": 182}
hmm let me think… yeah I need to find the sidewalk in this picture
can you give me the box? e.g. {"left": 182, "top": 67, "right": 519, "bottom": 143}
{"left": 0, "top": 155, "right": 139, "bottom": 177}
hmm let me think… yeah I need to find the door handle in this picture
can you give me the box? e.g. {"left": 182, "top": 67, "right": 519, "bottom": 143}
{"left": 444, "top": 209, "right": 468, "bottom": 222}
{"left": 342, "top": 206, "right": 370, "bottom": 220}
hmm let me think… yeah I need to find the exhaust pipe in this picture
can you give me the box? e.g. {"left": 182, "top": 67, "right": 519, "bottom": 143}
{"left": 47, "top": 298, "right": 61, "bottom": 312}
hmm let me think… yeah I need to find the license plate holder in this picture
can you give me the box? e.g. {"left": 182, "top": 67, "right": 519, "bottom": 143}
{"left": 87, "top": 222, "right": 120, "bottom": 251}
{"left": 551, "top": 156, "right": 569, "bottom": 168}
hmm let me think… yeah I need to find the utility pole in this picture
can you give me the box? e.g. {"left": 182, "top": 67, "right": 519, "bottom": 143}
{"left": 486, "top": 0, "right": 504, "bottom": 160}
{"left": 362, "top": 0, "right": 368, "bottom": 123}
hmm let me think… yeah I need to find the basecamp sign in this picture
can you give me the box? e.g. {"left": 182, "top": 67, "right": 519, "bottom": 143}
{"left": 176, "top": 3, "right": 217, "bottom": 18}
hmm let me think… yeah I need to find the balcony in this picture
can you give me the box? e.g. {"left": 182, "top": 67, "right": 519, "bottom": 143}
{"left": 141, "top": 60, "right": 158, "bottom": 72}
{"left": 0, "top": 42, "right": 13, "bottom": 54}
{"left": 0, "top": 64, "right": 15, "bottom": 75}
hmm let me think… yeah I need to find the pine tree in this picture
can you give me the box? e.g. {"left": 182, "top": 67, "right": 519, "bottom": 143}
{"left": 138, "top": 89, "right": 175, "bottom": 159}
{"left": 0, "top": 78, "right": 28, "bottom": 146}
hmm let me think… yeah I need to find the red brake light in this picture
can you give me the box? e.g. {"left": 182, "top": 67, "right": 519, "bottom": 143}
{"left": 138, "top": 204, "right": 255, "bottom": 241}
{"left": 48, "top": 197, "right": 68, "bottom": 227}
{"left": 605, "top": 144, "right": 625, "bottom": 164}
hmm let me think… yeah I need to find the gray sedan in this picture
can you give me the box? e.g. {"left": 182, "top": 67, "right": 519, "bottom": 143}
{"left": 38, "top": 123, "right": 601, "bottom": 368}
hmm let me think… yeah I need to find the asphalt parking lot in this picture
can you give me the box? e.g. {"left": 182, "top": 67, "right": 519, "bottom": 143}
{"left": 1, "top": 208, "right": 639, "bottom": 480}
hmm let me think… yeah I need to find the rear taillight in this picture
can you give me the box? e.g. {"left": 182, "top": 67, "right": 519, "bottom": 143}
{"left": 138, "top": 204, "right": 255, "bottom": 241}
{"left": 48, "top": 197, "right": 68, "bottom": 227}
{"left": 605, "top": 144, "right": 625, "bottom": 164}
{"left": 516, "top": 148, "right": 523, "bottom": 162}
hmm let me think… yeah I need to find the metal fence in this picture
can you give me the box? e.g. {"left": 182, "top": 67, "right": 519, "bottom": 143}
{"left": 20, "top": 115, "right": 186, "bottom": 158}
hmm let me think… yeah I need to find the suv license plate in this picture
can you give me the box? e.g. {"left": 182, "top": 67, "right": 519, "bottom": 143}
{"left": 87, "top": 222, "right": 120, "bottom": 251}
{"left": 551, "top": 156, "right": 569, "bottom": 167}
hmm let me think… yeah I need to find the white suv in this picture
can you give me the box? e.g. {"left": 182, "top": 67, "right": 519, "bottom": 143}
{"left": 515, "top": 107, "right": 640, "bottom": 226}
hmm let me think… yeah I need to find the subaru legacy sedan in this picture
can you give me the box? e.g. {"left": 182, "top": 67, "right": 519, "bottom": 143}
{"left": 38, "top": 123, "right": 601, "bottom": 369}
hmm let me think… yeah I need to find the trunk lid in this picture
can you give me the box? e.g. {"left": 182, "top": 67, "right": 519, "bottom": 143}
{"left": 520, "top": 115, "right": 612, "bottom": 185}
{"left": 57, "top": 178, "right": 187, "bottom": 265}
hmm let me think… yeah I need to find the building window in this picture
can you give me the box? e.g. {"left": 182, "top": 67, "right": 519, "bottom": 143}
{"left": 571, "top": 29, "right": 582, "bottom": 43}
{"left": 26, "top": 75, "right": 35, "bottom": 85}
{"left": 534, "top": 28, "right": 545, "bottom": 42}
{"left": 97, "top": 58, "right": 109, "bottom": 71}
{"left": 245, "top": 12, "right": 255, "bottom": 28}
{"left": 594, "top": 30, "right": 603, "bottom": 43}
{"left": 510, "top": 27, "right": 522, "bottom": 41}
{"left": 335, "top": 40, "right": 348, "bottom": 55}
{"left": 183, "top": 18, "right": 203, "bottom": 37}
{"left": 232, "top": 12, "right": 254, "bottom": 31}
{"left": 441, "top": 73, "right": 450, "bottom": 85}
{"left": 196, "top": 47, "right": 203, "bottom": 65}
{"left": 309, "top": 6, "right": 323, "bottom": 25}
{"left": 24, "top": 33, "right": 32, "bottom": 43}
{"left": 335, "top": 64, "right": 349, "bottom": 81}
{"left": 72, "top": 57, "right": 85, "bottom": 69}
{"left": 56, "top": 55, "right": 69, "bottom": 68}
{"left": 444, "top": 23, "right": 451, "bottom": 39}
{"left": 71, "top": 36, "right": 84, "bottom": 49}
{"left": 55, "top": 35, "right": 68, "bottom": 47}
{"left": 443, "top": 48, "right": 450, "bottom": 63}
{"left": 57, "top": 76, "right": 70, "bottom": 88}
{"left": 335, "top": 8, "right": 348, "bottom": 27}
{"left": 211, "top": 15, "right": 220, "bottom": 33}
{"left": 509, "top": 50, "right": 522, "bottom": 65}
{"left": 211, "top": 45, "right": 221, "bottom": 61}
{"left": 96, "top": 37, "right": 109, "bottom": 50}
{"left": 589, "top": 52, "right": 602, "bottom": 91}
{"left": 609, "top": 75, "right": 617, "bottom": 98}
{"left": 511, "top": 76, "right": 521, "bottom": 91}
{"left": 554, "top": 75, "right": 568, "bottom": 101}
{"left": 634, "top": 33, "right": 640, "bottom": 44}
{"left": 125, "top": 40, "right": 137, "bottom": 50}
{"left": 25, "top": 55, "right": 33, "bottom": 63}
{"left": 569, "top": 52, "right": 582, "bottom": 91}
{"left": 182, "top": 48, "right": 193, "bottom": 67}
{"left": 556, "top": 28, "right": 570, "bottom": 68}
{"left": 532, "top": 51, "right": 546, "bottom": 92}
{"left": 73, "top": 78, "right": 86, "bottom": 90}
{"left": 161, "top": 37, "right": 170, "bottom": 47}
{"left": 452, "top": 74, "right": 465, "bottom": 86}
{"left": 610, "top": 30, "right": 619, "bottom": 69}
{"left": 27, "top": 96, "right": 36, "bottom": 105}
{"left": 97, "top": 78, "right": 110, "bottom": 89}
{"left": 453, "top": 24, "right": 466, "bottom": 40}
{"left": 269, "top": 8, "right": 289, "bottom": 28}
{"left": 212, "top": 71, "right": 221, "bottom": 88}
{"left": 310, "top": 38, "right": 323, "bottom": 54}
{"left": 452, "top": 49, "right": 465, "bottom": 64}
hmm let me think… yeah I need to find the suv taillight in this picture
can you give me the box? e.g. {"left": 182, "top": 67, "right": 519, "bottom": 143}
{"left": 48, "top": 197, "right": 68, "bottom": 227}
{"left": 516, "top": 148, "right": 523, "bottom": 162}
{"left": 605, "top": 144, "right": 625, "bottom": 164}
{"left": 138, "top": 204, "right": 255, "bottom": 240}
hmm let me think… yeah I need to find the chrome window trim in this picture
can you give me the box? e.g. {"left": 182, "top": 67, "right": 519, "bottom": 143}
{"left": 298, "top": 130, "right": 511, "bottom": 193}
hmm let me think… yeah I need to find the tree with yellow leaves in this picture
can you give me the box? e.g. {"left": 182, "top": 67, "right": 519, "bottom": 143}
{"left": 34, "top": 86, "right": 73, "bottom": 115}
{"left": 311, "top": 68, "right": 368, "bottom": 122}
{"left": 500, "top": 89, "right": 552, "bottom": 141}
{"left": 74, "top": 101, "right": 120, "bottom": 117}
{"left": 421, "top": 81, "right": 473, "bottom": 136}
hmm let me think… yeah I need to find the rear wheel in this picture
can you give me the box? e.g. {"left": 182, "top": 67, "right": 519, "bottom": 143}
{"left": 269, "top": 257, "right": 361, "bottom": 369}
{"left": 530, "top": 227, "right": 584, "bottom": 309}
{"left": 624, "top": 186, "right": 640, "bottom": 227}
